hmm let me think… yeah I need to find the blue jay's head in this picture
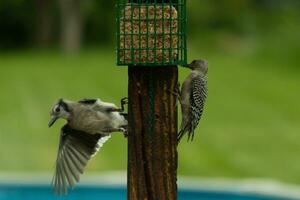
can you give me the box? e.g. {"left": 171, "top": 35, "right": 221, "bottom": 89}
{"left": 49, "top": 99, "right": 71, "bottom": 127}
{"left": 183, "top": 59, "right": 208, "bottom": 75}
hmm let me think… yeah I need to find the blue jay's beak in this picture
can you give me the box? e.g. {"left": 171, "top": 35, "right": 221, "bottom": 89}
{"left": 48, "top": 116, "right": 58, "bottom": 127}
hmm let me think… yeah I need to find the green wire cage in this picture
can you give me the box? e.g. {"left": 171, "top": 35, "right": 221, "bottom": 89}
{"left": 116, "top": 0, "right": 187, "bottom": 66}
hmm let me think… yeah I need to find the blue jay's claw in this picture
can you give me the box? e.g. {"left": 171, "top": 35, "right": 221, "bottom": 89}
{"left": 121, "top": 97, "right": 128, "bottom": 104}
{"left": 120, "top": 97, "right": 128, "bottom": 113}
{"left": 119, "top": 127, "right": 128, "bottom": 138}
{"left": 119, "top": 127, "right": 126, "bottom": 133}
{"left": 123, "top": 128, "right": 128, "bottom": 138}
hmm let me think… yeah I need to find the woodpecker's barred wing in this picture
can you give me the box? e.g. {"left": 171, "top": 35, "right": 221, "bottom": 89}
{"left": 188, "top": 76, "right": 207, "bottom": 141}
{"left": 52, "top": 125, "right": 110, "bottom": 194}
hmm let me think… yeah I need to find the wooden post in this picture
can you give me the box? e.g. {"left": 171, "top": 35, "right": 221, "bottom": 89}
{"left": 128, "top": 66, "right": 178, "bottom": 200}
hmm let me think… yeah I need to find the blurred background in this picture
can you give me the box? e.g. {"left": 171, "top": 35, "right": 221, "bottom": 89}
{"left": 0, "top": 0, "right": 300, "bottom": 189}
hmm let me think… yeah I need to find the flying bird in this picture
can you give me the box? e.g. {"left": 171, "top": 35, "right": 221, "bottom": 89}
{"left": 178, "top": 59, "right": 208, "bottom": 142}
{"left": 48, "top": 98, "right": 128, "bottom": 194}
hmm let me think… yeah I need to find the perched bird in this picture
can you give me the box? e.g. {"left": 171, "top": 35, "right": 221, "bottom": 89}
{"left": 178, "top": 59, "right": 208, "bottom": 142}
{"left": 48, "top": 98, "right": 128, "bottom": 194}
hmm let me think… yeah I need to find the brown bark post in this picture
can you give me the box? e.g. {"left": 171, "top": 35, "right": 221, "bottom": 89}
{"left": 128, "top": 66, "right": 178, "bottom": 200}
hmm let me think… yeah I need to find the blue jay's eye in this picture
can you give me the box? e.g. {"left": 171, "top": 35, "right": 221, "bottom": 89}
{"left": 55, "top": 107, "right": 60, "bottom": 112}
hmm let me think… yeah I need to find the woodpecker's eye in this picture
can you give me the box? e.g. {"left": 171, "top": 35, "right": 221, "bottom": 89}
{"left": 55, "top": 107, "right": 60, "bottom": 112}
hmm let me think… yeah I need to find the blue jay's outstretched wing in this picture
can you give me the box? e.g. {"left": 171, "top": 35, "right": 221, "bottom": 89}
{"left": 52, "top": 125, "right": 110, "bottom": 195}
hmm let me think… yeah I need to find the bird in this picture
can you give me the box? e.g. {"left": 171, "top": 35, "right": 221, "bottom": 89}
{"left": 48, "top": 98, "right": 128, "bottom": 194}
{"left": 178, "top": 59, "right": 208, "bottom": 142}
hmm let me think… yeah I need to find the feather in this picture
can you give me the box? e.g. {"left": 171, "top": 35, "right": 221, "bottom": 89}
{"left": 188, "top": 76, "right": 207, "bottom": 141}
{"left": 52, "top": 125, "right": 110, "bottom": 194}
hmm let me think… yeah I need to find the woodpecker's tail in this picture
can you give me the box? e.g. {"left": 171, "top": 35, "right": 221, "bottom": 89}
{"left": 177, "top": 129, "right": 185, "bottom": 142}
{"left": 187, "top": 130, "right": 195, "bottom": 142}
{"left": 178, "top": 124, "right": 189, "bottom": 142}
{"left": 178, "top": 124, "right": 195, "bottom": 143}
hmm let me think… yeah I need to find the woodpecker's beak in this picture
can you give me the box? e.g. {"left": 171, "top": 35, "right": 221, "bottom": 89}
{"left": 48, "top": 116, "right": 58, "bottom": 127}
{"left": 182, "top": 63, "right": 192, "bottom": 69}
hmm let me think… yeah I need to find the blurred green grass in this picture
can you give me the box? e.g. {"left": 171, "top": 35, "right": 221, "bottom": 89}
{"left": 0, "top": 36, "right": 300, "bottom": 185}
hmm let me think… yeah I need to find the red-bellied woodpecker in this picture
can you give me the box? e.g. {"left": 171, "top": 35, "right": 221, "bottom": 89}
{"left": 48, "top": 98, "right": 128, "bottom": 194}
{"left": 178, "top": 59, "right": 208, "bottom": 142}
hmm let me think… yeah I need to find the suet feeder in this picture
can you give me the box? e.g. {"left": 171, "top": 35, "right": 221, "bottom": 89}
{"left": 116, "top": 0, "right": 187, "bottom": 66}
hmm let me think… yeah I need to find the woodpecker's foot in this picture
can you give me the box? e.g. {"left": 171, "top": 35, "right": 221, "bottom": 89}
{"left": 168, "top": 89, "right": 179, "bottom": 97}
{"left": 168, "top": 82, "right": 181, "bottom": 106}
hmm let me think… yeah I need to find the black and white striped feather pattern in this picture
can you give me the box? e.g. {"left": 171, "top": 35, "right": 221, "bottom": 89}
{"left": 178, "top": 75, "right": 207, "bottom": 142}
{"left": 52, "top": 125, "right": 110, "bottom": 195}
